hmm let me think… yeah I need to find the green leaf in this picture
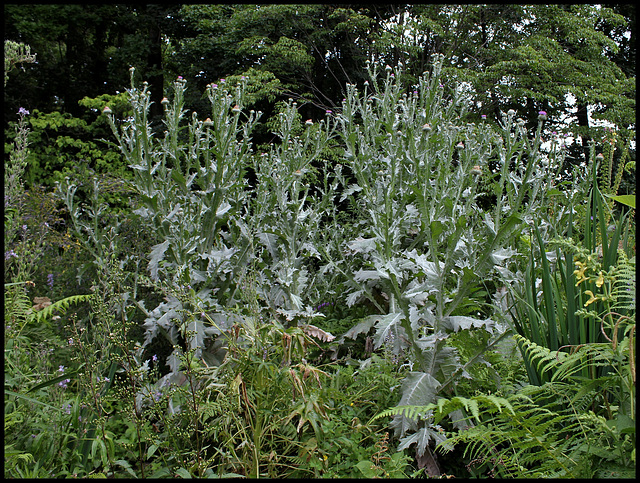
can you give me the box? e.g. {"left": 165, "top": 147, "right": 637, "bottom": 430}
{"left": 4, "top": 389, "right": 65, "bottom": 411}
{"left": 174, "top": 467, "right": 193, "bottom": 478}
{"left": 26, "top": 364, "right": 85, "bottom": 393}
{"left": 615, "top": 414, "right": 636, "bottom": 435}
{"left": 372, "top": 312, "right": 407, "bottom": 353}
{"left": 148, "top": 240, "right": 169, "bottom": 281}
{"left": 356, "top": 460, "right": 378, "bottom": 478}
{"left": 603, "top": 193, "right": 635, "bottom": 209}
{"left": 430, "top": 220, "right": 444, "bottom": 239}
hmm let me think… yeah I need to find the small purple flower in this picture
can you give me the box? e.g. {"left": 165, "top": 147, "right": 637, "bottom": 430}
{"left": 481, "top": 114, "right": 487, "bottom": 119}
{"left": 5, "top": 250, "right": 18, "bottom": 261}
{"left": 18, "top": 107, "right": 30, "bottom": 116}
{"left": 316, "top": 302, "right": 333, "bottom": 311}
{"left": 58, "top": 378, "right": 70, "bottom": 389}
{"left": 47, "top": 273, "right": 54, "bottom": 289}
{"left": 325, "top": 110, "right": 332, "bottom": 114}
{"left": 58, "top": 365, "right": 65, "bottom": 373}
{"left": 152, "top": 354, "right": 158, "bottom": 363}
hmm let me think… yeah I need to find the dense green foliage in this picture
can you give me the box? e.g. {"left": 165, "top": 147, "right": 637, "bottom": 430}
{"left": 4, "top": 4, "right": 636, "bottom": 185}
{"left": 4, "top": 4, "right": 636, "bottom": 479}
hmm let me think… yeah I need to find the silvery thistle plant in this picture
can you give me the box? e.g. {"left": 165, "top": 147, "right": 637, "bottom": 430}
{"left": 98, "top": 70, "right": 338, "bottom": 396}
{"left": 102, "top": 71, "right": 261, "bottom": 378}
{"left": 247, "top": 100, "right": 336, "bottom": 324}
{"left": 327, "top": 54, "right": 564, "bottom": 463}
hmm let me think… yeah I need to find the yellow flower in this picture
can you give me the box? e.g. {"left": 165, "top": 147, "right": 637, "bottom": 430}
{"left": 584, "top": 290, "right": 599, "bottom": 307}
{"left": 573, "top": 260, "right": 588, "bottom": 285}
{"left": 595, "top": 271, "right": 605, "bottom": 288}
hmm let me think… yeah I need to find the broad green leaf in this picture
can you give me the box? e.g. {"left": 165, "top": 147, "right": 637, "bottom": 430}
{"left": 604, "top": 193, "right": 635, "bottom": 209}
{"left": 341, "top": 315, "right": 377, "bottom": 340}
{"left": 398, "top": 371, "right": 441, "bottom": 407}
{"left": 372, "top": 312, "right": 408, "bottom": 353}
{"left": 148, "top": 240, "right": 170, "bottom": 280}
{"left": 442, "top": 315, "right": 495, "bottom": 333}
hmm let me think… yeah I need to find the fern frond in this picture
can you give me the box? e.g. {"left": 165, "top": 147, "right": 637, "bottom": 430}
{"left": 610, "top": 251, "right": 635, "bottom": 312}
{"left": 371, "top": 394, "right": 514, "bottom": 426}
{"left": 514, "top": 334, "right": 567, "bottom": 379}
{"left": 444, "top": 383, "right": 594, "bottom": 478}
{"left": 371, "top": 404, "right": 436, "bottom": 422}
{"left": 32, "top": 293, "right": 94, "bottom": 323}
{"left": 549, "top": 343, "right": 619, "bottom": 381}
{"left": 4, "top": 283, "right": 33, "bottom": 325}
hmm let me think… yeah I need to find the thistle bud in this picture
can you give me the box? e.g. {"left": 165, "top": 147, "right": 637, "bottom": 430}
{"left": 231, "top": 105, "right": 241, "bottom": 113}
{"left": 203, "top": 118, "right": 213, "bottom": 127}
{"left": 102, "top": 106, "right": 112, "bottom": 114}
{"left": 538, "top": 110, "right": 548, "bottom": 121}
{"left": 422, "top": 123, "right": 432, "bottom": 133}
{"left": 470, "top": 165, "right": 482, "bottom": 176}
{"left": 161, "top": 97, "right": 170, "bottom": 106}
{"left": 456, "top": 142, "right": 465, "bottom": 150}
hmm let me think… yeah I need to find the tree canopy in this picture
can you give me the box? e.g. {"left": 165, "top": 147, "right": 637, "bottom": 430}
{"left": 4, "top": 3, "right": 635, "bottom": 179}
